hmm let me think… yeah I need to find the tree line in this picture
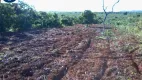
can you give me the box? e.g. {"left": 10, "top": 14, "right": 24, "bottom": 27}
{"left": 0, "top": 1, "right": 102, "bottom": 33}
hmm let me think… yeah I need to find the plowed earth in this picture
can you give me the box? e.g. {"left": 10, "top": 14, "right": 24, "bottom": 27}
{"left": 0, "top": 24, "right": 142, "bottom": 80}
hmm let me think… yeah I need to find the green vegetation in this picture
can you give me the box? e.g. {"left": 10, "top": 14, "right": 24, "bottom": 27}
{"left": 0, "top": 1, "right": 63, "bottom": 32}
{"left": 0, "top": 2, "right": 100, "bottom": 33}
{"left": 1, "top": 1, "right": 142, "bottom": 49}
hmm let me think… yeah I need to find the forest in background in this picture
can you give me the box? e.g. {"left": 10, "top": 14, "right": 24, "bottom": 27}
{"left": 0, "top": 1, "right": 102, "bottom": 33}
{"left": 1, "top": 1, "right": 142, "bottom": 33}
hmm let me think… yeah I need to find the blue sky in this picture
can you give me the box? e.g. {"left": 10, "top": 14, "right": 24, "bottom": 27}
{"left": 23, "top": 0, "right": 142, "bottom": 12}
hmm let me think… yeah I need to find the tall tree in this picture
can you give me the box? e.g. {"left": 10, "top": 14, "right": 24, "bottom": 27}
{"left": 82, "top": 10, "right": 96, "bottom": 24}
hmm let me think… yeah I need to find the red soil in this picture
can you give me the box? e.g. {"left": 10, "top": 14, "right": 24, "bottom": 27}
{"left": 0, "top": 24, "right": 142, "bottom": 80}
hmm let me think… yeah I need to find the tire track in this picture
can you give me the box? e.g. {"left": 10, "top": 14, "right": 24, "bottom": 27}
{"left": 52, "top": 38, "right": 92, "bottom": 80}
{"left": 94, "top": 58, "right": 108, "bottom": 80}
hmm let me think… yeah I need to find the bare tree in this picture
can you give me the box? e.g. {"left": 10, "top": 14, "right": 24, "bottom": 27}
{"left": 102, "top": 0, "right": 120, "bottom": 53}
{"left": 102, "top": 0, "right": 120, "bottom": 33}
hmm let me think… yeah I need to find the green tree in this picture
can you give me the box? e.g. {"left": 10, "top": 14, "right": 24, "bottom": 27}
{"left": 0, "top": 3, "right": 15, "bottom": 32}
{"left": 52, "top": 13, "right": 62, "bottom": 27}
{"left": 61, "top": 15, "right": 74, "bottom": 26}
{"left": 82, "top": 10, "right": 96, "bottom": 24}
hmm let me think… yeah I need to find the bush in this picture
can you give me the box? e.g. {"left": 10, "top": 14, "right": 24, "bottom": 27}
{"left": 123, "top": 12, "right": 128, "bottom": 15}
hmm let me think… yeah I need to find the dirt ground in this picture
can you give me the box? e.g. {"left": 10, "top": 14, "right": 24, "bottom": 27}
{"left": 0, "top": 24, "right": 142, "bottom": 80}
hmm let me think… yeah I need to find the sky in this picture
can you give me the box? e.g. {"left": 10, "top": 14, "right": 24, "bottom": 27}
{"left": 23, "top": 0, "right": 142, "bottom": 12}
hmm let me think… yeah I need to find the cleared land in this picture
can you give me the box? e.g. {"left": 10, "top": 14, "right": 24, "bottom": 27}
{"left": 0, "top": 24, "right": 142, "bottom": 80}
